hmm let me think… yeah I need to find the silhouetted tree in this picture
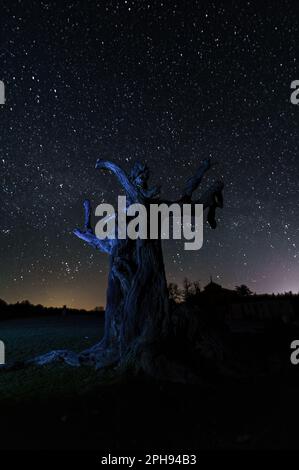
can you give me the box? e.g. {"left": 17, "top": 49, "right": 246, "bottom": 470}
{"left": 183, "top": 278, "right": 201, "bottom": 303}
{"left": 0, "top": 299, "right": 7, "bottom": 309}
{"left": 168, "top": 283, "right": 183, "bottom": 303}
{"left": 235, "top": 284, "right": 253, "bottom": 297}
{"left": 183, "top": 278, "right": 193, "bottom": 302}
{"left": 3, "top": 158, "right": 224, "bottom": 379}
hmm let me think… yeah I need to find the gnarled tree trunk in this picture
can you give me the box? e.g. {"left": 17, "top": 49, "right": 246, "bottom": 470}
{"left": 1, "top": 158, "right": 224, "bottom": 381}
{"left": 73, "top": 159, "right": 224, "bottom": 378}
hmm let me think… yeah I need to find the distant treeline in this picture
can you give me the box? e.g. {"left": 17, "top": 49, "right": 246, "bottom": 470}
{"left": 1, "top": 279, "right": 298, "bottom": 321}
{"left": 168, "top": 280, "right": 299, "bottom": 320}
{"left": 0, "top": 299, "right": 105, "bottom": 321}
{"left": 166, "top": 280, "right": 299, "bottom": 332}
{"left": 168, "top": 279, "right": 299, "bottom": 304}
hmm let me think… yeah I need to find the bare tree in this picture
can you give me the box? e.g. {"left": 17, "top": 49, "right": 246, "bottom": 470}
{"left": 2, "top": 158, "right": 224, "bottom": 380}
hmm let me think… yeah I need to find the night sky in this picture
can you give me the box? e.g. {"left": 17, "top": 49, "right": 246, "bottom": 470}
{"left": 0, "top": 1, "right": 298, "bottom": 309}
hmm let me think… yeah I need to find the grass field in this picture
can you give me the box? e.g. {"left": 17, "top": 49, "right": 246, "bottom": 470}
{"left": 0, "top": 315, "right": 298, "bottom": 450}
{"left": 0, "top": 315, "right": 105, "bottom": 403}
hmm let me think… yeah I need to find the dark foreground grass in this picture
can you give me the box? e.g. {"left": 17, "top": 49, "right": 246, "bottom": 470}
{"left": 0, "top": 315, "right": 105, "bottom": 402}
{"left": 0, "top": 315, "right": 299, "bottom": 450}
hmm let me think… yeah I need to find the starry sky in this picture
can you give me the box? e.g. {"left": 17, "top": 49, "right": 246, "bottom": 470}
{"left": 0, "top": 1, "right": 298, "bottom": 309}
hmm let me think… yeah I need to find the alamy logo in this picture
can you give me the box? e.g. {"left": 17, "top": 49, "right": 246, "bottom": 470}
{"left": 290, "top": 80, "right": 299, "bottom": 105}
{"left": 0, "top": 81, "right": 5, "bottom": 105}
{"left": 0, "top": 341, "right": 5, "bottom": 365}
{"left": 95, "top": 196, "right": 203, "bottom": 250}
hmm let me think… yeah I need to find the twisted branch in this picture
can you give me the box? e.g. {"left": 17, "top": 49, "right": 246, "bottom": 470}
{"left": 95, "top": 159, "right": 141, "bottom": 203}
{"left": 73, "top": 199, "right": 113, "bottom": 254}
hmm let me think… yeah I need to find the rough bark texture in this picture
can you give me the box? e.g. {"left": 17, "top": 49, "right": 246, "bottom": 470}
{"left": 73, "top": 158, "right": 224, "bottom": 378}
{"left": 1, "top": 158, "right": 224, "bottom": 381}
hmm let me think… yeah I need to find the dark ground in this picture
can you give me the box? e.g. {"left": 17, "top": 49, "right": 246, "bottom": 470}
{"left": 1, "top": 374, "right": 299, "bottom": 450}
{"left": 0, "top": 315, "right": 298, "bottom": 451}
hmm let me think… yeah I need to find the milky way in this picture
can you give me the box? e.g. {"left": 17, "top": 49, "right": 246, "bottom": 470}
{"left": 0, "top": 1, "right": 298, "bottom": 308}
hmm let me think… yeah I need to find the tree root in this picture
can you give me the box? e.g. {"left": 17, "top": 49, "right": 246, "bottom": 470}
{"left": 0, "top": 342, "right": 118, "bottom": 373}
{"left": 0, "top": 339, "right": 204, "bottom": 384}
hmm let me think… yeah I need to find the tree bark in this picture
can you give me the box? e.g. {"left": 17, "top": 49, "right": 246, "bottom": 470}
{"left": 1, "top": 159, "right": 224, "bottom": 381}
{"left": 73, "top": 159, "right": 224, "bottom": 377}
